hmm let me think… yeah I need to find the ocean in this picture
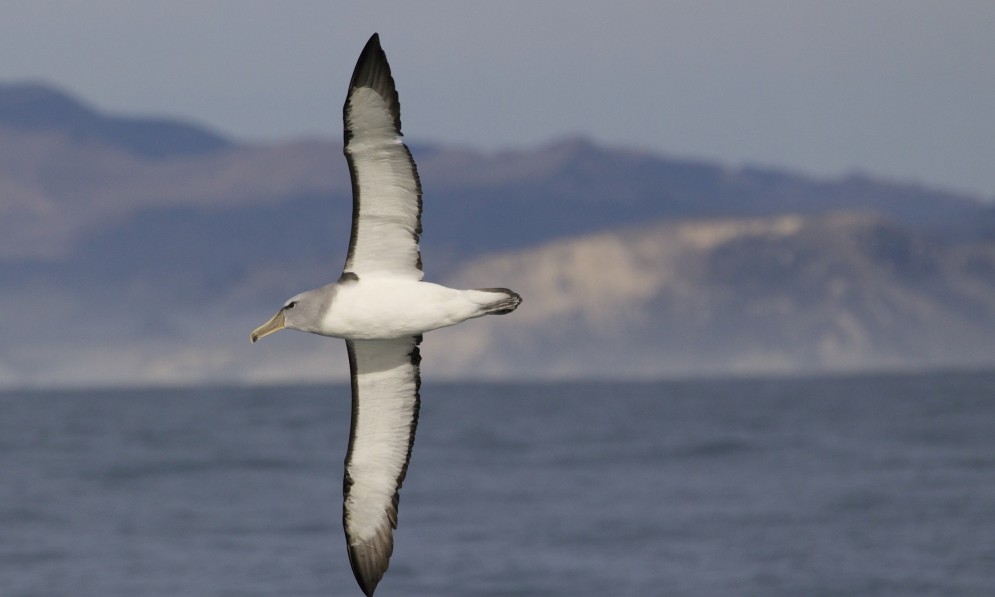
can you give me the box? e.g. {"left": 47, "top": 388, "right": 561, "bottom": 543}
{"left": 2, "top": 372, "right": 994, "bottom": 596}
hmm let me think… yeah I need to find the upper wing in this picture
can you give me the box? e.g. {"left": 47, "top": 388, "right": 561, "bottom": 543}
{"left": 343, "top": 335, "right": 422, "bottom": 596}
{"left": 342, "top": 33, "right": 423, "bottom": 281}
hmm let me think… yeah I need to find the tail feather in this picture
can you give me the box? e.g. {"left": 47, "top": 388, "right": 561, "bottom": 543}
{"left": 474, "top": 288, "right": 522, "bottom": 315}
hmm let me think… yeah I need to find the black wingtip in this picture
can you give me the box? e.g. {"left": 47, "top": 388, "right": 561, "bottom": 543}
{"left": 348, "top": 541, "right": 390, "bottom": 596}
{"left": 356, "top": 33, "right": 381, "bottom": 68}
{"left": 345, "top": 33, "right": 401, "bottom": 138}
{"left": 349, "top": 32, "right": 392, "bottom": 93}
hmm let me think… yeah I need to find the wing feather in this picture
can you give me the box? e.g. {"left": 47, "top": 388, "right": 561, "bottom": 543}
{"left": 343, "top": 335, "right": 422, "bottom": 596}
{"left": 342, "top": 33, "right": 423, "bottom": 280}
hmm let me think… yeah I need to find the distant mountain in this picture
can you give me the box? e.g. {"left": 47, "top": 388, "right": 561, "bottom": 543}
{"left": 432, "top": 212, "right": 995, "bottom": 378}
{"left": 2, "top": 82, "right": 994, "bottom": 386}
{"left": 0, "top": 82, "right": 232, "bottom": 158}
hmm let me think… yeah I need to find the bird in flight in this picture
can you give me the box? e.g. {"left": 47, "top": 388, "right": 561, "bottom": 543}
{"left": 250, "top": 33, "right": 521, "bottom": 596}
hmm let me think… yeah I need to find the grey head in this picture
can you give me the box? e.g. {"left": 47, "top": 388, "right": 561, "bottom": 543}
{"left": 250, "top": 284, "right": 336, "bottom": 343}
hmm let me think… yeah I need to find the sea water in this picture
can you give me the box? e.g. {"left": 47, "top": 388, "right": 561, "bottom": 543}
{"left": 2, "top": 372, "right": 994, "bottom": 596}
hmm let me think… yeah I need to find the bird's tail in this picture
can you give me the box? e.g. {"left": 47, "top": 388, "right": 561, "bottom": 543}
{"left": 472, "top": 288, "right": 522, "bottom": 315}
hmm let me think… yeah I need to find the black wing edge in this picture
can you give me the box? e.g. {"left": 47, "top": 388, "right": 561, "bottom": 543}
{"left": 343, "top": 335, "right": 423, "bottom": 597}
{"left": 341, "top": 33, "right": 424, "bottom": 275}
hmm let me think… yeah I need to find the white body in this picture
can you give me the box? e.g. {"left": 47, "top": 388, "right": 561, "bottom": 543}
{"left": 321, "top": 278, "right": 502, "bottom": 340}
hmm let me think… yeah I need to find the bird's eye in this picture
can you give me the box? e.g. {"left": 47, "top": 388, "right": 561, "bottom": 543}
{"left": 285, "top": 302, "right": 297, "bottom": 310}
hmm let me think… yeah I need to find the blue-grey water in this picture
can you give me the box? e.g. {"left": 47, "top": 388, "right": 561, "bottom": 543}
{"left": 2, "top": 372, "right": 995, "bottom": 596}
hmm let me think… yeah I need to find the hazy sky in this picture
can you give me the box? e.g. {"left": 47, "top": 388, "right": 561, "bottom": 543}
{"left": 1, "top": 1, "right": 993, "bottom": 197}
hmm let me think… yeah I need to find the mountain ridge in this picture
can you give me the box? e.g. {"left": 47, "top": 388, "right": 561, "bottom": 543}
{"left": 2, "top": 82, "right": 995, "bottom": 385}
{"left": 0, "top": 81, "right": 232, "bottom": 158}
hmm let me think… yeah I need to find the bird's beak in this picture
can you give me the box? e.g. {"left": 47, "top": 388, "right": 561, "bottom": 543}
{"left": 250, "top": 310, "right": 286, "bottom": 343}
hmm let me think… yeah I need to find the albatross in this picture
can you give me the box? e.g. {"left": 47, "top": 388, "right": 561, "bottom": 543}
{"left": 250, "top": 33, "right": 521, "bottom": 596}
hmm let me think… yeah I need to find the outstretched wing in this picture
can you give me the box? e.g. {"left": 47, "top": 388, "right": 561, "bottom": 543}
{"left": 342, "top": 33, "right": 423, "bottom": 280}
{"left": 343, "top": 335, "right": 422, "bottom": 596}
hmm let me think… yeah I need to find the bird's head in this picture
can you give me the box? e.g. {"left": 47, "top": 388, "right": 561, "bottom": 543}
{"left": 250, "top": 288, "right": 329, "bottom": 343}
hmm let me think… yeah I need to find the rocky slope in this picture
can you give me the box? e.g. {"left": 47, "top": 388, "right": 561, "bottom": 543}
{"left": 431, "top": 212, "right": 995, "bottom": 378}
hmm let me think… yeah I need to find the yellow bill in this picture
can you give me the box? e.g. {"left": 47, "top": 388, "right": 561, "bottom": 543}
{"left": 250, "top": 310, "right": 286, "bottom": 343}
